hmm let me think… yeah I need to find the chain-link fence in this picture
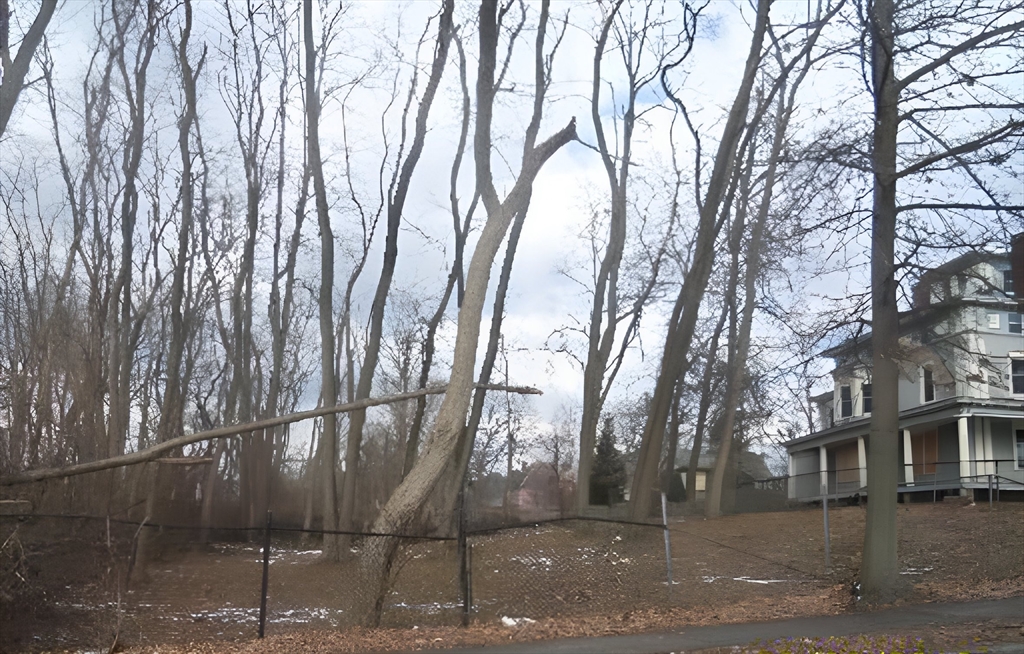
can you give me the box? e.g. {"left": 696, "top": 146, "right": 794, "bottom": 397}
{"left": 0, "top": 478, "right": 669, "bottom": 651}
{"left": 4, "top": 458, "right": 1020, "bottom": 652}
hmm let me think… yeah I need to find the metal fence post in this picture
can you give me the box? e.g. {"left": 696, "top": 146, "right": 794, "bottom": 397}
{"left": 661, "top": 492, "right": 674, "bottom": 598}
{"left": 458, "top": 487, "right": 471, "bottom": 627}
{"left": 821, "top": 485, "right": 831, "bottom": 574}
{"left": 988, "top": 474, "right": 993, "bottom": 509}
{"left": 258, "top": 510, "right": 272, "bottom": 638}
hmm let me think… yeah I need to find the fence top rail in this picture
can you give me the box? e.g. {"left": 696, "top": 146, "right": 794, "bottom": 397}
{"left": 466, "top": 515, "right": 665, "bottom": 537}
{"left": 0, "top": 512, "right": 668, "bottom": 540}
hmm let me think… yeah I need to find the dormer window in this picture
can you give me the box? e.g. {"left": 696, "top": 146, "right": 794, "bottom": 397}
{"left": 1005, "top": 270, "right": 1015, "bottom": 295}
{"left": 923, "top": 368, "right": 935, "bottom": 402}
{"left": 840, "top": 385, "right": 852, "bottom": 418}
{"left": 987, "top": 313, "right": 1000, "bottom": 330}
{"left": 862, "top": 383, "right": 872, "bottom": 414}
{"left": 1013, "top": 360, "right": 1024, "bottom": 395}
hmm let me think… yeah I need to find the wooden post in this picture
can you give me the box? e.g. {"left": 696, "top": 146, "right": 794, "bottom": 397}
{"left": 258, "top": 510, "right": 272, "bottom": 638}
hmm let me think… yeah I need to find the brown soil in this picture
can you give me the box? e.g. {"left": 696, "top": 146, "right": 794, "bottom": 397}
{"left": 1, "top": 499, "right": 1021, "bottom": 653}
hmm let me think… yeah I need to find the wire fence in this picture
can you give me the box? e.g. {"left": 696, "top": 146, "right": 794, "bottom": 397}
{"left": 0, "top": 502, "right": 671, "bottom": 647}
{"left": 2, "top": 457, "right": 1021, "bottom": 651}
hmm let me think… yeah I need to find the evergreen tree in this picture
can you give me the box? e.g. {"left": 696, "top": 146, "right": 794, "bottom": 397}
{"left": 590, "top": 417, "right": 626, "bottom": 505}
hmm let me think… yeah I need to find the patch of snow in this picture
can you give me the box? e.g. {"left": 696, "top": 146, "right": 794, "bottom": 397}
{"left": 900, "top": 567, "right": 933, "bottom": 575}
{"left": 501, "top": 616, "right": 536, "bottom": 627}
{"left": 391, "top": 601, "right": 460, "bottom": 615}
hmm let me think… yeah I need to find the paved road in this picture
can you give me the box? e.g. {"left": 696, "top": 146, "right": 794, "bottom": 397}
{"left": 414, "top": 597, "right": 1023, "bottom": 654}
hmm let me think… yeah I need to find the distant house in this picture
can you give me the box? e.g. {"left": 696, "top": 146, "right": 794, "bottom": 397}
{"left": 785, "top": 246, "right": 1024, "bottom": 502}
{"left": 675, "top": 448, "right": 773, "bottom": 499}
{"left": 512, "top": 463, "right": 563, "bottom": 514}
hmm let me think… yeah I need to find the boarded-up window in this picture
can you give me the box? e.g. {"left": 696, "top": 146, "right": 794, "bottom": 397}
{"left": 911, "top": 430, "right": 938, "bottom": 475}
{"left": 834, "top": 442, "right": 860, "bottom": 484}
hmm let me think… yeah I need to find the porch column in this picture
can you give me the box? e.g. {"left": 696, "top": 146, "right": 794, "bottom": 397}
{"left": 983, "top": 418, "right": 995, "bottom": 475}
{"left": 973, "top": 418, "right": 985, "bottom": 479}
{"left": 958, "top": 417, "right": 971, "bottom": 486}
{"left": 819, "top": 445, "right": 828, "bottom": 494}
{"left": 903, "top": 429, "right": 914, "bottom": 485}
{"left": 787, "top": 452, "right": 795, "bottom": 500}
{"left": 857, "top": 436, "right": 868, "bottom": 488}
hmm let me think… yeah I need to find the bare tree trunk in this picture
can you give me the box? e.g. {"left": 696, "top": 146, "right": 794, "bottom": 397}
{"left": 660, "top": 383, "right": 682, "bottom": 494}
{"left": 706, "top": 13, "right": 827, "bottom": 516}
{"left": 577, "top": 0, "right": 627, "bottom": 516}
{"left": 303, "top": 0, "right": 340, "bottom": 561}
{"left": 136, "top": 0, "right": 205, "bottom": 578}
{"left": 860, "top": 0, "right": 900, "bottom": 601}
{"left": 577, "top": 0, "right": 693, "bottom": 515}
{"left": 403, "top": 30, "right": 475, "bottom": 480}
{"left": 264, "top": 6, "right": 305, "bottom": 524}
{"left": 686, "top": 301, "right": 728, "bottom": 509}
{"left": 360, "top": 0, "right": 574, "bottom": 626}
{"left": 628, "top": 0, "right": 770, "bottom": 520}
{"left": 338, "top": 0, "right": 455, "bottom": 535}
{"left": 0, "top": 0, "right": 57, "bottom": 137}
{"left": 157, "top": 0, "right": 205, "bottom": 453}
{"left": 457, "top": 202, "right": 529, "bottom": 511}
{"left": 106, "top": 0, "right": 159, "bottom": 462}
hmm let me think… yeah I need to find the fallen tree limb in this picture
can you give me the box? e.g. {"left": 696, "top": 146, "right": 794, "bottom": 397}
{"left": 1, "top": 383, "right": 541, "bottom": 486}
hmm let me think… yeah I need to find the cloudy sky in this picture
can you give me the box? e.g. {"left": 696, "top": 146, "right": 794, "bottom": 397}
{"left": 3, "top": 0, "right": 1019, "bottom": 465}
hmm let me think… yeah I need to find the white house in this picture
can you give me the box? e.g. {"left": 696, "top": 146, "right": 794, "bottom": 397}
{"left": 785, "top": 245, "right": 1024, "bottom": 502}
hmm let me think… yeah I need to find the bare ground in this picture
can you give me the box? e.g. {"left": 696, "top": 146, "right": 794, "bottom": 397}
{"left": 1, "top": 499, "right": 1021, "bottom": 653}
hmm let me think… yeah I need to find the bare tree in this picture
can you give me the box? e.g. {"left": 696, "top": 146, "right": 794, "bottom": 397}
{"left": 628, "top": 0, "right": 772, "bottom": 519}
{"left": 303, "top": 0, "right": 343, "bottom": 560}
{"left": 576, "top": 0, "right": 698, "bottom": 514}
{"left": 705, "top": 4, "right": 837, "bottom": 517}
{"left": 338, "top": 0, "right": 455, "bottom": 537}
{"left": 360, "top": 0, "right": 576, "bottom": 625}
{"left": 857, "top": 0, "right": 1023, "bottom": 602}
{"left": 0, "top": 0, "right": 57, "bottom": 137}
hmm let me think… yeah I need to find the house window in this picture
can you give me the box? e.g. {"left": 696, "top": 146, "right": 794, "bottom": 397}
{"left": 923, "top": 368, "right": 935, "bottom": 402}
{"left": 911, "top": 430, "right": 938, "bottom": 476}
{"left": 1005, "top": 270, "right": 1016, "bottom": 295}
{"left": 987, "top": 313, "right": 1000, "bottom": 329}
{"left": 1017, "top": 431, "right": 1024, "bottom": 469}
{"left": 840, "top": 385, "right": 852, "bottom": 418}
{"left": 1009, "top": 313, "right": 1022, "bottom": 334}
{"left": 1013, "top": 360, "right": 1024, "bottom": 394}
{"left": 862, "top": 383, "right": 872, "bottom": 414}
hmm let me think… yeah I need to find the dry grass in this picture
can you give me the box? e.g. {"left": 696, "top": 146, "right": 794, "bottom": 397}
{"left": 1, "top": 500, "right": 1021, "bottom": 652}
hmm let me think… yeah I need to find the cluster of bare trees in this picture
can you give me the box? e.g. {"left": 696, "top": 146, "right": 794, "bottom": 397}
{"left": 2, "top": 0, "right": 1021, "bottom": 610}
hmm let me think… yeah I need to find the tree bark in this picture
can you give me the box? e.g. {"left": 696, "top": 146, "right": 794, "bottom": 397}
{"left": 860, "top": 0, "right": 900, "bottom": 602}
{"left": 304, "top": 0, "right": 341, "bottom": 560}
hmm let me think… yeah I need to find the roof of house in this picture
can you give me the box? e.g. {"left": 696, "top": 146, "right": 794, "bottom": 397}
{"left": 674, "top": 448, "right": 715, "bottom": 471}
{"left": 821, "top": 250, "right": 1018, "bottom": 360}
{"left": 675, "top": 448, "right": 773, "bottom": 480}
